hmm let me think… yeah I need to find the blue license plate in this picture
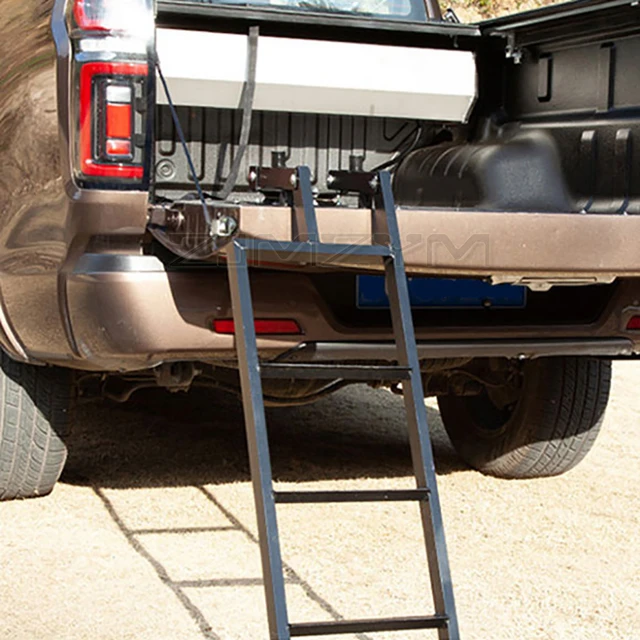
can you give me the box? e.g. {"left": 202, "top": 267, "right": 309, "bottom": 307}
{"left": 356, "top": 276, "right": 526, "bottom": 309}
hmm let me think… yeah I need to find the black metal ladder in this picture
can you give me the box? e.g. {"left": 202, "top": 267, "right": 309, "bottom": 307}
{"left": 225, "top": 167, "right": 459, "bottom": 639}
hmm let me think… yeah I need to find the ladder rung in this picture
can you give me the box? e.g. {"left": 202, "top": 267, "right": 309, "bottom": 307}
{"left": 289, "top": 615, "right": 449, "bottom": 636}
{"left": 260, "top": 363, "right": 411, "bottom": 381}
{"left": 274, "top": 489, "right": 430, "bottom": 504}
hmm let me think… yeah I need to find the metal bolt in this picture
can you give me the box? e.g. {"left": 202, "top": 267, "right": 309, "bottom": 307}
{"left": 214, "top": 215, "right": 238, "bottom": 238}
{"left": 290, "top": 173, "right": 298, "bottom": 188}
{"left": 369, "top": 176, "right": 379, "bottom": 191}
{"left": 248, "top": 170, "right": 258, "bottom": 184}
{"left": 349, "top": 154, "right": 364, "bottom": 172}
{"left": 271, "top": 151, "right": 287, "bottom": 168}
{"left": 326, "top": 174, "right": 335, "bottom": 186}
{"left": 165, "top": 211, "right": 184, "bottom": 231}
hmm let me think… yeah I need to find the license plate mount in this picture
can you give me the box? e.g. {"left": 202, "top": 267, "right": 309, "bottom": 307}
{"left": 356, "top": 276, "right": 527, "bottom": 309}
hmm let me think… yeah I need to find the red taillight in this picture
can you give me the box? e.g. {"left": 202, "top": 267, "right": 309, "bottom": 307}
{"left": 78, "top": 61, "right": 146, "bottom": 180}
{"left": 213, "top": 319, "right": 303, "bottom": 335}
{"left": 627, "top": 316, "right": 640, "bottom": 330}
{"left": 106, "top": 104, "right": 132, "bottom": 140}
{"left": 69, "top": 0, "right": 152, "bottom": 186}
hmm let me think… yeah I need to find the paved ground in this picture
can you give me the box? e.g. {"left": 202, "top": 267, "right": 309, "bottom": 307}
{"left": 1, "top": 362, "right": 639, "bottom": 640}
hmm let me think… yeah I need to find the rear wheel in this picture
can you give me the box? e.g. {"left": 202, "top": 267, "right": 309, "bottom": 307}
{"left": 437, "top": 356, "right": 611, "bottom": 479}
{"left": 0, "top": 352, "right": 76, "bottom": 501}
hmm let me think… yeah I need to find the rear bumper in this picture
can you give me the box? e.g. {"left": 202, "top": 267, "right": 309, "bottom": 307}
{"left": 9, "top": 201, "right": 640, "bottom": 370}
{"left": 236, "top": 205, "right": 640, "bottom": 281}
{"left": 61, "top": 250, "right": 640, "bottom": 371}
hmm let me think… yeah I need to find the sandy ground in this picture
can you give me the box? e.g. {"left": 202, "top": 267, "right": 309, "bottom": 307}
{"left": 1, "top": 362, "right": 639, "bottom": 640}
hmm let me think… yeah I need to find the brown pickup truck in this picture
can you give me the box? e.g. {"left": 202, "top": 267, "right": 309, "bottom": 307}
{"left": 1, "top": 0, "right": 639, "bottom": 501}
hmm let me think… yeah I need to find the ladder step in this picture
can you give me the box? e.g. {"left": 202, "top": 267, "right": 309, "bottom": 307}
{"left": 289, "top": 615, "right": 449, "bottom": 636}
{"left": 274, "top": 489, "right": 430, "bottom": 504}
{"left": 260, "top": 363, "right": 411, "bottom": 381}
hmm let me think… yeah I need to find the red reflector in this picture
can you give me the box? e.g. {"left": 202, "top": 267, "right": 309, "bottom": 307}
{"left": 627, "top": 316, "right": 640, "bottom": 330}
{"left": 106, "top": 103, "right": 132, "bottom": 140}
{"left": 213, "top": 319, "right": 302, "bottom": 335}
{"left": 106, "top": 139, "right": 132, "bottom": 157}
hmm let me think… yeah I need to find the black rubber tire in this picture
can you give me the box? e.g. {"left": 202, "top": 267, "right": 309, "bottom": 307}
{"left": 0, "top": 352, "right": 76, "bottom": 501}
{"left": 437, "top": 357, "right": 612, "bottom": 479}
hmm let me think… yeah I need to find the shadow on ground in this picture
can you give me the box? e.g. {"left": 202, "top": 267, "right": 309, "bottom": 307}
{"left": 59, "top": 385, "right": 470, "bottom": 640}
{"left": 62, "top": 384, "right": 468, "bottom": 490}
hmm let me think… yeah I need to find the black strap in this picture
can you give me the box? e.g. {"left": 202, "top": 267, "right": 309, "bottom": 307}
{"left": 216, "top": 26, "right": 259, "bottom": 200}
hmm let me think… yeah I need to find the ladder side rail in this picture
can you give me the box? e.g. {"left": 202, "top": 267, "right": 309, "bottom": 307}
{"left": 293, "top": 166, "right": 320, "bottom": 243}
{"left": 227, "top": 240, "right": 291, "bottom": 640}
{"left": 376, "top": 171, "right": 460, "bottom": 640}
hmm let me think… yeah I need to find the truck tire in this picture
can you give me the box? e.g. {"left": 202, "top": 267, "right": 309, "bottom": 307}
{"left": 437, "top": 357, "right": 611, "bottom": 479}
{"left": 0, "top": 352, "right": 76, "bottom": 501}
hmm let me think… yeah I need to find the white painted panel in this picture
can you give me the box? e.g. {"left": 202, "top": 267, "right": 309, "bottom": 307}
{"left": 156, "top": 28, "right": 477, "bottom": 121}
